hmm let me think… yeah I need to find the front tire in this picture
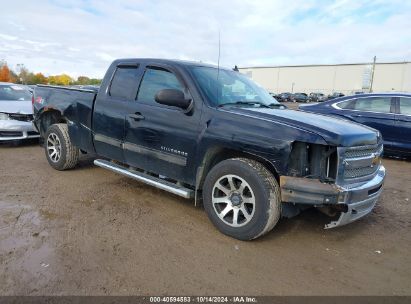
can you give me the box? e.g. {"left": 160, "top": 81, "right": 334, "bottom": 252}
{"left": 203, "top": 158, "right": 281, "bottom": 240}
{"left": 44, "top": 123, "right": 79, "bottom": 170}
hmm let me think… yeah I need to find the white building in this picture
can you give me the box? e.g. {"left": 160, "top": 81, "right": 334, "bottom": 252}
{"left": 239, "top": 61, "right": 411, "bottom": 95}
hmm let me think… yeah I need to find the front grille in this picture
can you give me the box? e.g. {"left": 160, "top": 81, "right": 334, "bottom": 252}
{"left": 339, "top": 144, "right": 382, "bottom": 184}
{"left": 9, "top": 113, "right": 33, "bottom": 122}
{"left": 345, "top": 147, "right": 380, "bottom": 158}
{"left": 0, "top": 131, "right": 23, "bottom": 137}
{"left": 344, "top": 166, "right": 378, "bottom": 179}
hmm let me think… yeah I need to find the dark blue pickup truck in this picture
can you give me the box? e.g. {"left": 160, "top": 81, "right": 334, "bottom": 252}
{"left": 33, "top": 58, "right": 385, "bottom": 240}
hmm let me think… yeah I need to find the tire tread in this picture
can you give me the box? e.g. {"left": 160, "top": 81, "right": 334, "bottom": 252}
{"left": 203, "top": 157, "right": 281, "bottom": 240}
{"left": 45, "top": 123, "right": 79, "bottom": 170}
{"left": 233, "top": 158, "right": 281, "bottom": 239}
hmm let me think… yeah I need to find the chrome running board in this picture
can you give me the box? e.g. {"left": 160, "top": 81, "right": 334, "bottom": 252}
{"left": 94, "top": 159, "right": 194, "bottom": 199}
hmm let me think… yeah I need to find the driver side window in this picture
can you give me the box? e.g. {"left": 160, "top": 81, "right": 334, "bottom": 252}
{"left": 137, "top": 67, "right": 183, "bottom": 104}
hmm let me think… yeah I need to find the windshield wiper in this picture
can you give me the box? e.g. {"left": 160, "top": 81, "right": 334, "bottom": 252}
{"left": 267, "top": 103, "right": 287, "bottom": 109}
{"left": 218, "top": 101, "right": 270, "bottom": 108}
{"left": 218, "top": 101, "right": 287, "bottom": 109}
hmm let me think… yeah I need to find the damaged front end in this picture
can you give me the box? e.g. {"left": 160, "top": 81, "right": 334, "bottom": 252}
{"left": 280, "top": 141, "right": 385, "bottom": 228}
{"left": 0, "top": 112, "right": 40, "bottom": 141}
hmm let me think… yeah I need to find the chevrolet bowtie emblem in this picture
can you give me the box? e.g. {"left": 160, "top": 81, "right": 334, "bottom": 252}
{"left": 371, "top": 153, "right": 380, "bottom": 167}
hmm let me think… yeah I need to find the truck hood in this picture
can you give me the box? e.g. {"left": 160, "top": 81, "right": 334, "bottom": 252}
{"left": 226, "top": 107, "right": 378, "bottom": 147}
{"left": 0, "top": 100, "right": 33, "bottom": 114}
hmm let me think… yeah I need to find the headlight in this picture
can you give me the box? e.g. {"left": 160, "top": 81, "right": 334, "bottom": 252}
{"left": 0, "top": 113, "right": 10, "bottom": 120}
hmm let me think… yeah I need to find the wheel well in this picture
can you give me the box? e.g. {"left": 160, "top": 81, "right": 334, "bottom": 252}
{"left": 197, "top": 147, "right": 280, "bottom": 190}
{"left": 38, "top": 110, "right": 66, "bottom": 136}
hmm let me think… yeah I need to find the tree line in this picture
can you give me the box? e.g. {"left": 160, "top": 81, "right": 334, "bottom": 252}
{"left": 0, "top": 61, "right": 101, "bottom": 86}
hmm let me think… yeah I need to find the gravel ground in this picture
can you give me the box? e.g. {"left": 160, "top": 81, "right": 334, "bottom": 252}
{"left": 0, "top": 139, "right": 410, "bottom": 296}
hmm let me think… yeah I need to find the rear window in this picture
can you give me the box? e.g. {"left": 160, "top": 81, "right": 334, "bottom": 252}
{"left": 337, "top": 99, "right": 356, "bottom": 109}
{"left": 399, "top": 97, "right": 411, "bottom": 115}
{"left": 109, "top": 66, "right": 140, "bottom": 100}
{"left": 0, "top": 85, "right": 32, "bottom": 101}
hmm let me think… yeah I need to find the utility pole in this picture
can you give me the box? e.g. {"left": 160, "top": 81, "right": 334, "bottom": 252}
{"left": 291, "top": 82, "right": 295, "bottom": 93}
{"left": 369, "top": 56, "right": 376, "bottom": 93}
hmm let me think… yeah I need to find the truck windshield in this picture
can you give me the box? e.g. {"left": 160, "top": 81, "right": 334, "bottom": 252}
{"left": 190, "top": 66, "right": 279, "bottom": 107}
{"left": 0, "top": 85, "right": 32, "bottom": 101}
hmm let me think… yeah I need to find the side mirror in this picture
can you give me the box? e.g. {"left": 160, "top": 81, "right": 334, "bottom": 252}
{"left": 155, "top": 89, "right": 191, "bottom": 109}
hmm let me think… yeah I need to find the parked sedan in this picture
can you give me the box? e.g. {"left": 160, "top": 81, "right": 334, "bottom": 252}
{"left": 0, "top": 83, "right": 40, "bottom": 142}
{"left": 278, "top": 92, "right": 293, "bottom": 102}
{"left": 309, "top": 92, "right": 327, "bottom": 102}
{"left": 269, "top": 92, "right": 281, "bottom": 102}
{"left": 328, "top": 92, "right": 345, "bottom": 100}
{"left": 291, "top": 92, "right": 309, "bottom": 103}
{"left": 299, "top": 93, "right": 411, "bottom": 157}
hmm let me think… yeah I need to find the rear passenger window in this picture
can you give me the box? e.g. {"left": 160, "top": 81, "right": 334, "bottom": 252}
{"left": 354, "top": 97, "right": 392, "bottom": 113}
{"left": 137, "top": 67, "right": 183, "bottom": 104}
{"left": 399, "top": 97, "right": 411, "bottom": 115}
{"left": 337, "top": 99, "right": 356, "bottom": 109}
{"left": 109, "top": 66, "right": 140, "bottom": 100}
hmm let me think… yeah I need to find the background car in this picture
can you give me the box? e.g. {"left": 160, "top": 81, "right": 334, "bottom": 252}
{"left": 309, "top": 92, "right": 326, "bottom": 102}
{"left": 26, "top": 85, "right": 36, "bottom": 94}
{"left": 269, "top": 92, "right": 281, "bottom": 102}
{"left": 327, "top": 92, "right": 345, "bottom": 100}
{"left": 278, "top": 92, "right": 292, "bottom": 102}
{"left": 0, "top": 82, "right": 40, "bottom": 142}
{"left": 299, "top": 93, "right": 411, "bottom": 157}
{"left": 291, "top": 92, "right": 309, "bottom": 103}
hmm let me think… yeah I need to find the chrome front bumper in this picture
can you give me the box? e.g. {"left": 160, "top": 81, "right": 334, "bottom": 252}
{"left": 0, "top": 120, "right": 40, "bottom": 141}
{"left": 324, "top": 165, "right": 385, "bottom": 229}
{"left": 280, "top": 165, "right": 386, "bottom": 229}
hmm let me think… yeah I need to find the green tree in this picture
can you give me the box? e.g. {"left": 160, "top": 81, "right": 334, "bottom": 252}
{"left": 32, "top": 73, "right": 48, "bottom": 84}
{"left": 47, "top": 75, "right": 56, "bottom": 85}
{"left": 17, "top": 65, "right": 31, "bottom": 84}
{"left": 0, "top": 62, "right": 100, "bottom": 86}
{"left": 89, "top": 78, "right": 102, "bottom": 85}
{"left": 76, "top": 76, "right": 90, "bottom": 85}
{"left": 48, "top": 74, "right": 73, "bottom": 86}
{"left": 24, "top": 72, "right": 37, "bottom": 85}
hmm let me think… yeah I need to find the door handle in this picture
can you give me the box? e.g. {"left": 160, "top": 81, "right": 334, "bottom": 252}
{"left": 129, "top": 112, "right": 145, "bottom": 121}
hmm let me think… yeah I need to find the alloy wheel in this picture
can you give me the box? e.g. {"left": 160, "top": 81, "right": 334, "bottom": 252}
{"left": 212, "top": 174, "right": 256, "bottom": 227}
{"left": 47, "top": 132, "right": 61, "bottom": 163}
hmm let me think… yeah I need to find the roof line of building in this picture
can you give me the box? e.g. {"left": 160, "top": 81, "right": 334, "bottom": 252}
{"left": 239, "top": 61, "right": 411, "bottom": 69}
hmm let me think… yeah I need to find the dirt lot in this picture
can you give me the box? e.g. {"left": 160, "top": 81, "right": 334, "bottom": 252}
{"left": 0, "top": 139, "right": 410, "bottom": 296}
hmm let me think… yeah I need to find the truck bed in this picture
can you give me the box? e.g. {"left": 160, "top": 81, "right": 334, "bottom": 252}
{"left": 33, "top": 85, "right": 98, "bottom": 153}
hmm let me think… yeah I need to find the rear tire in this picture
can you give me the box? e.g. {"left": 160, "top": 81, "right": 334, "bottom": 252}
{"left": 203, "top": 158, "right": 281, "bottom": 240}
{"left": 44, "top": 123, "right": 79, "bottom": 170}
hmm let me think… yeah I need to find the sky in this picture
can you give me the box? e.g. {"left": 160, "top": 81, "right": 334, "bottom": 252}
{"left": 1, "top": 0, "right": 410, "bottom": 78}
